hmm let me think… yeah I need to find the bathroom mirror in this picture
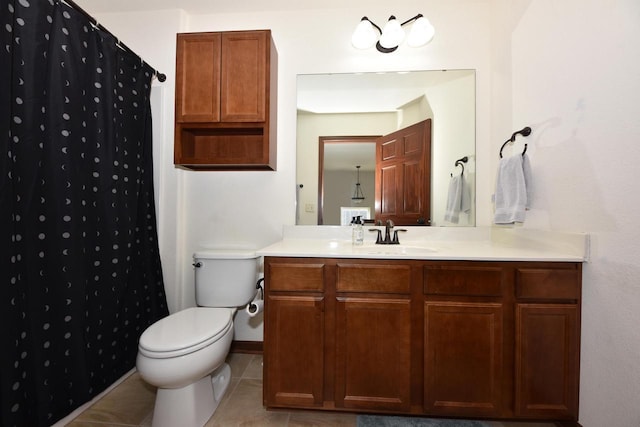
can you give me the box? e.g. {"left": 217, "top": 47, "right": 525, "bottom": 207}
{"left": 296, "top": 69, "right": 476, "bottom": 226}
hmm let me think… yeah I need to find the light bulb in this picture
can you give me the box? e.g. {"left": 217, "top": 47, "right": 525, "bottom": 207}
{"left": 407, "top": 16, "right": 435, "bottom": 47}
{"left": 351, "top": 18, "right": 378, "bottom": 50}
{"left": 379, "top": 16, "right": 405, "bottom": 49}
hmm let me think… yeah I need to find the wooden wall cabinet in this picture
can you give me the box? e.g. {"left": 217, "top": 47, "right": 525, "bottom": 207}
{"left": 174, "top": 30, "right": 277, "bottom": 170}
{"left": 264, "top": 257, "right": 582, "bottom": 425}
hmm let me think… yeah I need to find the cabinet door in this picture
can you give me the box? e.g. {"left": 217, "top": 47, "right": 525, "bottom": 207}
{"left": 220, "top": 31, "right": 267, "bottom": 122}
{"left": 264, "top": 295, "right": 324, "bottom": 408}
{"left": 375, "top": 119, "right": 431, "bottom": 225}
{"left": 515, "top": 303, "right": 579, "bottom": 419}
{"left": 424, "top": 302, "right": 504, "bottom": 417}
{"left": 335, "top": 297, "right": 412, "bottom": 412}
{"left": 175, "top": 33, "right": 221, "bottom": 123}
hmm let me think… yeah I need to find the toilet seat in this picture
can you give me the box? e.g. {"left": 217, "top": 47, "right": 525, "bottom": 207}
{"left": 138, "top": 307, "right": 233, "bottom": 359}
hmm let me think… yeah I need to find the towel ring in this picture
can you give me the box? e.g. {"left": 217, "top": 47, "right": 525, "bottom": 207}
{"left": 452, "top": 156, "right": 468, "bottom": 176}
{"left": 499, "top": 126, "right": 531, "bottom": 158}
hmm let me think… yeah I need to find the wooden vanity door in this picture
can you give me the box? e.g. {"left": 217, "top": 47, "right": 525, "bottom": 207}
{"left": 424, "top": 301, "right": 504, "bottom": 417}
{"left": 264, "top": 295, "right": 324, "bottom": 408}
{"left": 335, "top": 297, "right": 412, "bottom": 412}
{"left": 515, "top": 303, "right": 579, "bottom": 419}
{"left": 514, "top": 265, "right": 581, "bottom": 420}
{"left": 263, "top": 260, "right": 325, "bottom": 409}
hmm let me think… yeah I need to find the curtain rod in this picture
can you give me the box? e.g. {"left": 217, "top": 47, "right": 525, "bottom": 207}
{"left": 60, "top": 0, "right": 166, "bottom": 82}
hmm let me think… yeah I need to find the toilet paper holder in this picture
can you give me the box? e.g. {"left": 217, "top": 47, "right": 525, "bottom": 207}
{"left": 246, "top": 278, "right": 265, "bottom": 317}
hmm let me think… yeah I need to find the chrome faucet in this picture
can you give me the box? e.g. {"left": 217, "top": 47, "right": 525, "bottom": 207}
{"left": 370, "top": 220, "right": 407, "bottom": 245}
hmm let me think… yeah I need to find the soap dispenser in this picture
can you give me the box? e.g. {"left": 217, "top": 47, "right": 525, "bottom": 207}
{"left": 354, "top": 216, "right": 364, "bottom": 246}
{"left": 351, "top": 216, "right": 357, "bottom": 245}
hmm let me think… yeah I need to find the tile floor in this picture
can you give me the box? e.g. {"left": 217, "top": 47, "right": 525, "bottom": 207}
{"left": 64, "top": 352, "right": 556, "bottom": 427}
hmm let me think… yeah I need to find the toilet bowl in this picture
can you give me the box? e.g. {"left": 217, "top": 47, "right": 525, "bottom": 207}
{"left": 136, "top": 307, "right": 235, "bottom": 427}
{"left": 136, "top": 249, "right": 260, "bottom": 427}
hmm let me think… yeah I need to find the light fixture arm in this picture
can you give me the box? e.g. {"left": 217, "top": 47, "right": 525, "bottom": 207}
{"left": 361, "top": 14, "right": 423, "bottom": 31}
{"left": 400, "top": 14, "right": 424, "bottom": 26}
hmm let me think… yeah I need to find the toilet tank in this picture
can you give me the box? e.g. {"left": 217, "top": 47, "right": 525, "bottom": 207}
{"left": 193, "top": 250, "right": 259, "bottom": 307}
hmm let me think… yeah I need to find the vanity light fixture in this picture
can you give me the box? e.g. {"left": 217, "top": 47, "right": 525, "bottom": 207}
{"left": 351, "top": 165, "right": 366, "bottom": 204}
{"left": 351, "top": 14, "right": 435, "bottom": 53}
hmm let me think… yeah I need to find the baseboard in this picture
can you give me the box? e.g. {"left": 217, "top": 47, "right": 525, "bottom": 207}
{"left": 231, "top": 340, "right": 263, "bottom": 354}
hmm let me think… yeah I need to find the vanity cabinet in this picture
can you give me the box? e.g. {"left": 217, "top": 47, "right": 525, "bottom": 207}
{"left": 174, "top": 30, "right": 277, "bottom": 170}
{"left": 263, "top": 257, "right": 582, "bottom": 425}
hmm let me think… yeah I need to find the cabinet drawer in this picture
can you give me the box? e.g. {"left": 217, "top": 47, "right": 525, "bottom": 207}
{"left": 424, "top": 265, "right": 503, "bottom": 297}
{"left": 268, "top": 263, "right": 324, "bottom": 292}
{"left": 515, "top": 267, "right": 581, "bottom": 300}
{"left": 336, "top": 263, "right": 411, "bottom": 294}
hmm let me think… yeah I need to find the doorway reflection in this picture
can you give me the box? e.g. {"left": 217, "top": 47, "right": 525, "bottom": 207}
{"left": 318, "top": 137, "right": 376, "bottom": 225}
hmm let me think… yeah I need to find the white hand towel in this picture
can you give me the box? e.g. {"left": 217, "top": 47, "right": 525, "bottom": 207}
{"left": 494, "top": 153, "right": 532, "bottom": 224}
{"left": 444, "top": 174, "right": 471, "bottom": 224}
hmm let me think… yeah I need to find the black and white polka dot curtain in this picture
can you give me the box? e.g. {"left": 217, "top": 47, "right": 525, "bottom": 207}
{"left": 0, "top": 1, "right": 169, "bottom": 425}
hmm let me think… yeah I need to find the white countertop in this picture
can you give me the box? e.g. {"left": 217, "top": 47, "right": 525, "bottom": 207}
{"left": 256, "top": 226, "right": 589, "bottom": 262}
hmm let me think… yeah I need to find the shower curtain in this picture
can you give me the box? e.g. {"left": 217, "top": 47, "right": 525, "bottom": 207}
{"left": 0, "top": 1, "right": 169, "bottom": 425}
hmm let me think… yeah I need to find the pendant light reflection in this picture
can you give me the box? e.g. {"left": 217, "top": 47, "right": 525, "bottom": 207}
{"left": 351, "top": 165, "right": 365, "bottom": 204}
{"left": 351, "top": 14, "right": 434, "bottom": 53}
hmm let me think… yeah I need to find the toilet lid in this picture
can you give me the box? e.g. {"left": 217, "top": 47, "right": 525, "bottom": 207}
{"left": 138, "top": 307, "right": 233, "bottom": 358}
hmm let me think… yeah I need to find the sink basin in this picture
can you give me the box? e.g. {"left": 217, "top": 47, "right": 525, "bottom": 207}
{"left": 353, "top": 244, "right": 437, "bottom": 256}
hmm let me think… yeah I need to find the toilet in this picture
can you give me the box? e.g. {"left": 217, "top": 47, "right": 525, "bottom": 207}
{"left": 136, "top": 250, "right": 259, "bottom": 427}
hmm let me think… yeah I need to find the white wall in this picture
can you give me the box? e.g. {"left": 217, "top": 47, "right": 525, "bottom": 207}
{"left": 88, "top": 0, "right": 640, "bottom": 424}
